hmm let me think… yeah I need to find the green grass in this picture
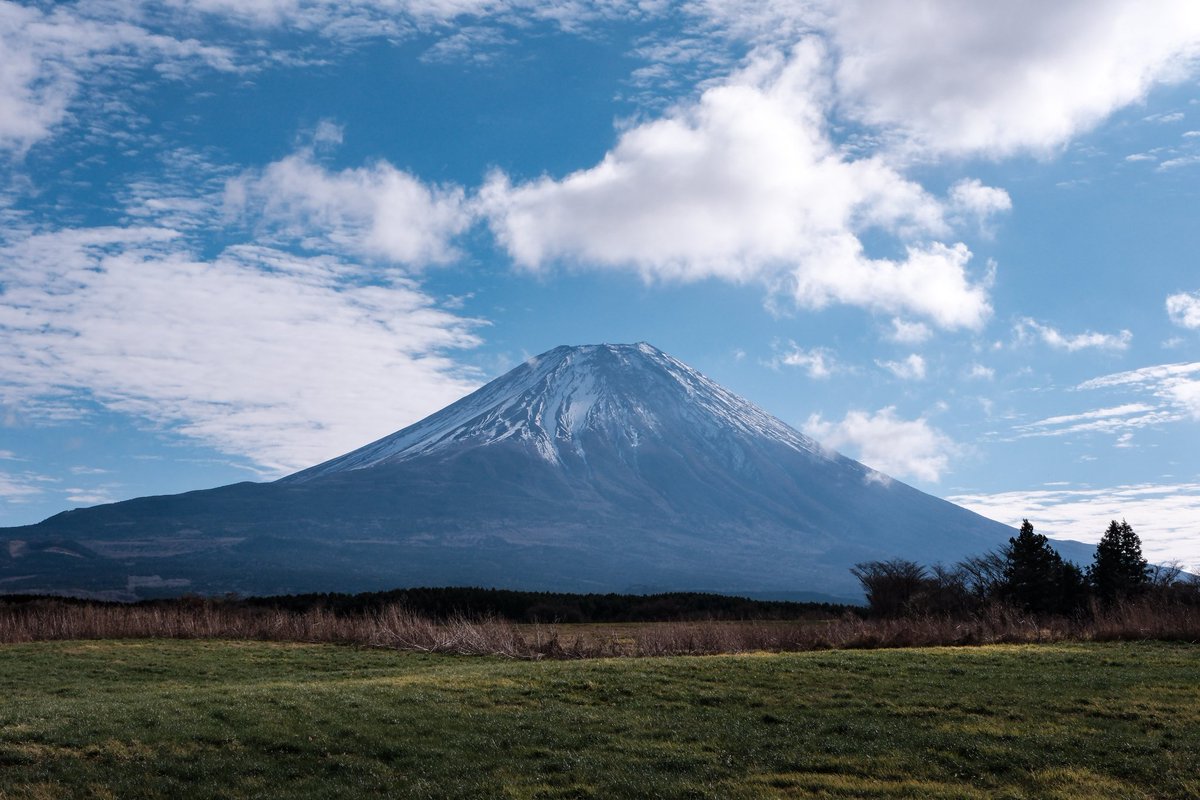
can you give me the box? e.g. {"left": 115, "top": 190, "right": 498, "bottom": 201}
{"left": 1, "top": 640, "right": 1197, "bottom": 799}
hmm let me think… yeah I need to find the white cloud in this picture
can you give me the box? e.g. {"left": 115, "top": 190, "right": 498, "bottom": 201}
{"left": 0, "top": 2, "right": 237, "bottom": 154}
{"left": 885, "top": 317, "right": 932, "bottom": 345}
{"left": 11, "top": 0, "right": 1199, "bottom": 168}
{"left": 1158, "top": 155, "right": 1200, "bottom": 170}
{"left": 1145, "top": 111, "right": 1186, "bottom": 123}
{"left": 1166, "top": 290, "right": 1200, "bottom": 328}
{"left": 948, "top": 483, "right": 1200, "bottom": 570}
{"left": 877, "top": 353, "right": 926, "bottom": 380}
{"left": 142, "top": 0, "right": 645, "bottom": 43}
{"left": 0, "top": 226, "right": 482, "bottom": 474}
{"left": 64, "top": 488, "right": 117, "bottom": 506}
{"left": 1009, "top": 363, "right": 1200, "bottom": 445}
{"left": 1081, "top": 362, "right": 1200, "bottom": 419}
{"left": 310, "top": 119, "right": 344, "bottom": 147}
{"left": 948, "top": 178, "right": 1012, "bottom": 222}
{"left": 421, "top": 25, "right": 516, "bottom": 65}
{"left": 967, "top": 363, "right": 994, "bottom": 381}
{"left": 481, "top": 44, "right": 992, "bottom": 330}
{"left": 828, "top": 0, "right": 1200, "bottom": 157}
{"left": 0, "top": 469, "right": 53, "bottom": 502}
{"left": 1025, "top": 403, "right": 1158, "bottom": 429}
{"left": 804, "top": 406, "right": 958, "bottom": 482}
{"left": 0, "top": 0, "right": 659, "bottom": 157}
{"left": 226, "top": 150, "right": 472, "bottom": 268}
{"left": 1015, "top": 317, "right": 1132, "bottom": 352}
{"left": 1012, "top": 402, "right": 1172, "bottom": 439}
{"left": 774, "top": 343, "right": 836, "bottom": 378}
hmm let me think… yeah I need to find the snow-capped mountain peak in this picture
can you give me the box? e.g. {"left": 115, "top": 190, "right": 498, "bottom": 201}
{"left": 285, "top": 342, "right": 823, "bottom": 481}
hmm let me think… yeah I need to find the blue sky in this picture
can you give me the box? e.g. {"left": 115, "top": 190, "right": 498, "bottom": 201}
{"left": 2, "top": 0, "right": 1199, "bottom": 568}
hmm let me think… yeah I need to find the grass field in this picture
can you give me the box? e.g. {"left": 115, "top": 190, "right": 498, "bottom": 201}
{"left": 1, "top": 640, "right": 1197, "bottom": 799}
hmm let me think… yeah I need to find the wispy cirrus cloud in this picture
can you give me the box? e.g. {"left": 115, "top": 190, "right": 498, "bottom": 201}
{"left": 949, "top": 482, "right": 1200, "bottom": 571}
{"left": 151, "top": 0, "right": 639, "bottom": 33}
{"left": 1080, "top": 362, "right": 1200, "bottom": 419}
{"left": 0, "top": 469, "right": 55, "bottom": 503}
{"left": 0, "top": 0, "right": 637, "bottom": 160}
{"left": 1015, "top": 317, "right": 1132, "bottom": 352}
{"left": 0, "top": 1, "right": 238, "bottom": 155}
{"left": 0, "top": 224, "right": 483, "bottom": 473}
{"left": 1011, "top": 402, "right": 1173, "bottom": 439}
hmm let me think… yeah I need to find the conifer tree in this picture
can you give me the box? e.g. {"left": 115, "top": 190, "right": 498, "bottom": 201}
{"left": 1089, "top": 519, "right": 1149, "bottom": 605}
{"left": 1001, "top": 519, "right": 1084, "bottom": 615}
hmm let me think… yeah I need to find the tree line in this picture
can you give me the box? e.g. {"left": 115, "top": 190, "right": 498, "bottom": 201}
{"left": 852, "top": 519, "right": 1195, "bottom": 618}
{"left": 231, "top": 587, "right": 856, "bottom": 622}
{"left": 0, "top": 587, "right": 858, "bottom": 623}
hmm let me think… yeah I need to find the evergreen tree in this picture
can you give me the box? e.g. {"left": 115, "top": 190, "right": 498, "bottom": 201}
{"left": 1057, "top": 559, "right": 1089, "bottom": 616}
{"left": 1001, "top": 519, "right": 1083, "bottom": 615}
{"left": 1089, "top": 519, "right": 1149, "bottom": 605}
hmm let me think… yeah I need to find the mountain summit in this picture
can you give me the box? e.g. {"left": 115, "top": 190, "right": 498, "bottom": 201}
{"left": 287, "top": 342, "right": 823, "bottom": 481}
{"left": 2, "top": 343, "right": 1066, "bottom": 601}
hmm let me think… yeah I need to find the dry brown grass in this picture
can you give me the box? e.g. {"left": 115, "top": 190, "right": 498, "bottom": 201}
{"left": 1, "top": 598, "right": 1196, "bottom": 658}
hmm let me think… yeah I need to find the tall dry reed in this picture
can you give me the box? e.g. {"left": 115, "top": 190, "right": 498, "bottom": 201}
{"left": 0, "top": 598, "right": 1196, "bottom": 658}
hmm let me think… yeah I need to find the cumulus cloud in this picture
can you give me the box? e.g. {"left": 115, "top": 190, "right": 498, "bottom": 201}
{"left": 1015, "top": 317, "right": 1133, "bottom": 352}
{"left": 1166, "top": 291, "right": 1200, "bottom": 328}
{"left": 0, "top": 226, "right": 482, "bottom": 473}
{"left": 948, "top": 483, "right": 1200, "bottom": 570}
{"left": 481, "top": 44, "right": 992, "bottom": 330}
{"left": 949, "top": 178, "right": 1012, "bottom": 221}
{"left": 828, "top": 0, "right": 1200, "bottom": 157}
{"left": 877, "top": 353, "right": 926, "bottom": 380}
{"left": 804, "top": 407, "right": 958, "bottom": 482}
{"left": 226, "top": 151, "right": 473, "bottom": 268}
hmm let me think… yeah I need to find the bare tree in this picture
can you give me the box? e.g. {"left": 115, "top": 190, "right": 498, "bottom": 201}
{"left": 851, "top": 560, "right": 928, "bottom": 618}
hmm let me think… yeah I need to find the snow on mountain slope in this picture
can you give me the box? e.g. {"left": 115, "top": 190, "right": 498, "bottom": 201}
{"left": 284, "top": 342, "right": 828, "bottom": 482}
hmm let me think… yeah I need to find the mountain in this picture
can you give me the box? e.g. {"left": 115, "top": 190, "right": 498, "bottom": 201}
{"left": 1, "top": 343, "right": 1085, "bottom": 601}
